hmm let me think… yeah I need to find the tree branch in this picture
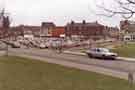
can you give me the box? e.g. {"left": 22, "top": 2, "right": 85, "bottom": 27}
{"left": 96, "top": 0, "right": 135, "bottom": 19}
{"left": 127, "top": 0, "right": 135, "bottom": 4}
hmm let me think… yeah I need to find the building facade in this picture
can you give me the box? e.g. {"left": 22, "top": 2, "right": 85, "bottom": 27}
{"left": 120, "top": 20, "right": 135, "bottom": 41}
{"left": 41, "top": 22, "right": 56, "bottom": 36}
{"left": 52, "top": 26, "right": 65, "bottom": 37}
{"left": 65, "top": 20, "right": 106, "bottom": 40}
{"left": 105, "top": 26, "right": 120, "bottom": 39}
{"left": 20, "top": 25, "right": 40, "bottom": 36}
{"left": 8, "top": 25, "right": 40, "bottom": 40}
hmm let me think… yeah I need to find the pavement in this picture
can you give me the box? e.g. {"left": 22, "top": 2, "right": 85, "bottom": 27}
{"left": 63, "top": 50, "right": 135, "bottom": 62}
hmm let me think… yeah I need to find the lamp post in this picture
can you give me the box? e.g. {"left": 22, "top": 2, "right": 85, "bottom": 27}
{"left": 58, "top": 34, "right": 65, "bottom": 53}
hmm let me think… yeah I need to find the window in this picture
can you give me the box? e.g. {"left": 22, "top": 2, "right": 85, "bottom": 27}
{"left": 97, "top": 49, "right": 100, "bottom": 52}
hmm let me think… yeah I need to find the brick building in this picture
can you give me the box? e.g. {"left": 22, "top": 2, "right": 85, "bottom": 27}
{"left": 65, "top": 20, "right": 106, "bottom": 40}
{"left": 8, "top": 26, "right": 23, "bottom": 39}
{"left": 41, "top": 22, "right": 56, "bottom": 36}
{"left": 120, "top": 20, "right": 135, "bottom": 41}
{"left": 19, "top": 25, "right": 40, "bottom": 36}
{"left": 105, "top": 26, "right": 119, "bottom": 39}
{"left": 8, "top": 22, "right": 57, "bottom": 39}
{"left": 52, "top": 26, "right": 65, "bottom": 37}
{"left": 8, "top": 25, "right": 40, "bottom": 40}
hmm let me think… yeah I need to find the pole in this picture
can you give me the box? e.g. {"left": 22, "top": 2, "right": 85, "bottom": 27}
{"left": 6, "top": 41, "right": 8, "bottom": 56}
{"left": 128, "top": 71, "right": 134, "bottom": 87}
{"left": 5, "top": 30, "right": 9, "bottom": 56}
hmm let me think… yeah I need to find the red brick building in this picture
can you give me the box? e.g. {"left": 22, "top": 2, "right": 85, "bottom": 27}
{"left": 65, "top": 20, "right": 106, "bottom": 40}
{"left": 52, "top": 26, "right": 65, "bottom": 37}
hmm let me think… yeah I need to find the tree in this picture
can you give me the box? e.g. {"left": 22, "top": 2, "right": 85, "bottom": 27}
{"left": 97, "top": 0, "right": 135, "bottom": 19}
{"left": 3, "top": 16, "right": 10, "bottom": 29}
{"left": 0, "top": 8, "right": 11, "bottom": 56}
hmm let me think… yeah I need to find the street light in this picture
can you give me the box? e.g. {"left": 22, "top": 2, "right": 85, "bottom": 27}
{"left": 58, "top": 34, "right": 65, "bottom": 53}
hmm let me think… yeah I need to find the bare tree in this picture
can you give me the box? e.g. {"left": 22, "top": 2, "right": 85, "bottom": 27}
{"left": 0, "top": 8, "right": 11, "bottom": 56}
{"left": 97, "top": 0, "right": 135, "bottom": 19}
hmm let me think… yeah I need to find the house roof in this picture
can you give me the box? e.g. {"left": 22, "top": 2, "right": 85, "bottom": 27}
{"left": 67, "top": 21, "right": 103, "bottom": 27}
{"left": 41, "top": 22, "right": 56, "bottom": 27}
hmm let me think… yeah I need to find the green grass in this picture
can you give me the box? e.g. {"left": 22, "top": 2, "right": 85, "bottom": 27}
{"left": 112, "top": 44, "right": 135, "bottom": 58}
{"left": 0, "top": 56, "right": 134, "bottom": 90}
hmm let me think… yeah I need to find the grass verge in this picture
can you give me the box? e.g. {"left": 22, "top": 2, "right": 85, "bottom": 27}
{"left": 0, "top": 56, "right": 134, "bottom": 90}
{"left": 112, "top": 44, "right": 135, "bottom": 58}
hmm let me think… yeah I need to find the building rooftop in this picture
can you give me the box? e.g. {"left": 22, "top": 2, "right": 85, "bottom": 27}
{"left": 41, "top": 22, "right": 56, "bottom": 27}
{"left": 67, "top": 20, "right": 103, "bottom": 27}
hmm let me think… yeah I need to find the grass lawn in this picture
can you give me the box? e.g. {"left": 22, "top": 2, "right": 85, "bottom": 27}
{"left": 0, "top": 56, "right": 134, "bottom": 90}
{"left": 112, "top": 44, "right": 135, "bottom": 58}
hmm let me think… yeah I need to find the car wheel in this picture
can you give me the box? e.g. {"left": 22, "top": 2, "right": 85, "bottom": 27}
{"left": 111, "top": 57, "right": 116, "bottom": 60}
{"left": 88, "top": 54, "right": 93, "bottom": 58}
{"left": 102, "top": 55, "right": 106, "bottom": 59}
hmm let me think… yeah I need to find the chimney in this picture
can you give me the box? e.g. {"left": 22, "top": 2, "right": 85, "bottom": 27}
{"left": 82, "top": 20, "right": 86, "bottom": 24}
{"left": 95, "top": 21, "right": 98, "bottom": 24}
{"left": 71, "top": 20, "right": 74, "bottom": 24}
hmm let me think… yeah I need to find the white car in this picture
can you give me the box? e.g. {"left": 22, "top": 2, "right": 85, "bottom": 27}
{"left": 38, "top": 43, "right": 46, "bottom": 49}
{"left": 12, "top": 41, "right": 21, "bottom": 48}
{"left": 86, "top": 48, "right": 117, "bottom": 59}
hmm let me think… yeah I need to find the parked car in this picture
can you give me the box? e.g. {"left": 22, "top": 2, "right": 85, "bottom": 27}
{"left": 86, "top": 48, "right": 117, "bottom": 59}
{"left": 38, "top": 43, "right": 46, "bottom": 49}
{"left": 11, "top": 41, "right": 21, "bottom": 48}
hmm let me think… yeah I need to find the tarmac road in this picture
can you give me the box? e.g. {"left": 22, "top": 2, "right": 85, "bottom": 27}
{"left": 8, "top": 48, "right": 135, "bottom": 73}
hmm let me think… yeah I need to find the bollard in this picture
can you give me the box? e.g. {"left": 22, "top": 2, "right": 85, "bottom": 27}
{"left": 128, "top": 72, "right": 134, "bottom": 86}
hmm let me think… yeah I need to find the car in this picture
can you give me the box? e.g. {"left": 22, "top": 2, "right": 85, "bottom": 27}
{"left": 11, "top": 41, "right": 21, "bottom": 48}
{"left": 38, "top": 43, "right": 46, "bottom": 49}
{"left": 86, "top": 48, "right": 118, "bottom": 59}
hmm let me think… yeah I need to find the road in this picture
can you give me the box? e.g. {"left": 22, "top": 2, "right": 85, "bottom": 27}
{"left": 8, "top": 48, "right": 135, "bottom": 80}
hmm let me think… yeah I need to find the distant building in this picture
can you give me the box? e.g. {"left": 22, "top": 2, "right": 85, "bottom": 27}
{"left": 105, "top": 26, "right": 120, "bottom": 39}
{"left": 65, "top": 20, "right": 106, "bottom": 40}
{"left": 20, "top": 25, "right": 40, "bottom": 36}
{"left": 120, "top": 20, "right": 135, "bottom": 41}
{"left": 8, "top": 26, "right": 23, "bottom": 40}
{"left": 8, "top": 25, "right": 40, "bottom": 40}
{"left": 41, "top": 22, "right": 56, "bottom": 36}
{"left": 52, "top": 26, "right": 65, "bottom": 37}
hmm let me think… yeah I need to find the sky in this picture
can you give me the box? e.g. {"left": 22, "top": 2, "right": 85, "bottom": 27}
{"left": 0, "top": 0, "right": 123, "bottom": 27}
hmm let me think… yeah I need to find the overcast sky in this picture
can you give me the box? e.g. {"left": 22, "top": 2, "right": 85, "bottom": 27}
{"left": 0, "top": 0, "right": 123, "bottom": 26}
